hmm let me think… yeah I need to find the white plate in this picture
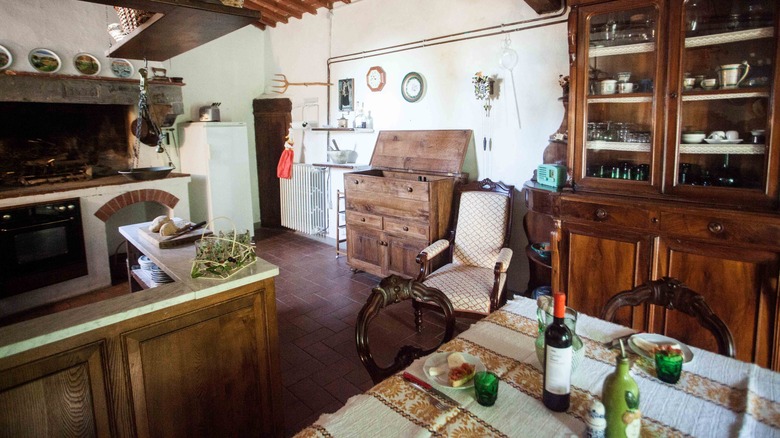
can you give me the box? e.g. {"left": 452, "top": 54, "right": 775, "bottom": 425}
{"left": 703, "top": 139, "right": 743, "bottom": 144}
{"left": 0, "top": 45, "right": 12, "bottom": 70}
{"left": 28, "top": 48, "right": 61, "bottom": 73}
{"left": 628, "top": 334, "right": 694, "bottom": 363}
{"left": 423, "top": 352, "right": 485, "bottom": 389}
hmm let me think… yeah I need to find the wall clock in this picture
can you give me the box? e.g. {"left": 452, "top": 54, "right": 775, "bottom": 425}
{"left": 401, "top": 72, "right": 425, "bottom": 102}
{"left": 366, "top": 66, "right": 386, "bottom": 92}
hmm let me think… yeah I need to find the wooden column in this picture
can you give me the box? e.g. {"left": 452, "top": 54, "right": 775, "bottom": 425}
{"left": 252, "top": 98, "right": 291, "bottom": 228}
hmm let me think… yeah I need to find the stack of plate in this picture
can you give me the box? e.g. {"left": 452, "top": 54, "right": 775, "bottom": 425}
{"left": 149, "top": 265, "right": 173, "bottom": 285}
{"left": 138, "top": 255, "right": 155, "bottom": 271}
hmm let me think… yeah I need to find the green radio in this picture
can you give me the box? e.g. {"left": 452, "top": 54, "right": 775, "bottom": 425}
{"left": 537, "top": 164, "right": 567, "bottom": 188}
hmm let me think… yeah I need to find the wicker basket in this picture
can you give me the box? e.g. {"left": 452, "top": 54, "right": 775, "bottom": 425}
{"left": 191, "top": 218, "right": 255, "bottom": 280}
{"left": 114, "top": 7, "right": 154, "bottom": 34}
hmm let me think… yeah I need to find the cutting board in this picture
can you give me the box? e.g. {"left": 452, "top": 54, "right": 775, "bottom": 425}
{"left": 139, "top": 225, "right": 213, "bottom": 249}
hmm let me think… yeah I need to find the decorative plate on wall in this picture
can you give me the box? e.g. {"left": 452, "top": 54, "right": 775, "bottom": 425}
{"left": 28, "top": 48, "right": 61, "bottom": 73}
{"left": 110, "top": 58, "right": 134, "bottom": 78}
{"left": 74, "top": 53, "right": 101, "bottom": 75}
{"left": 366, "top": 66, "right": 386, "bottom": 92}
{"left": 401, "top": 72, "right": 425, "bottom": 102}
{"left": 0, "top": 45, "right": 12, "bottom": 70}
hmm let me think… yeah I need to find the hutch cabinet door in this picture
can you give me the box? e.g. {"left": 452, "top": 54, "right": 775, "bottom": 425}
{"left": 556, "top": 221, "right": 655, "bottom": 327}
{"left": 656, "top": 238, "right": 779, "bottom": 369}
{"left": 571, "top": 0, "right": 667, "bottom": 196}
{"left": 385, "top": 234, "right": 427, "bottom": 278}
{"left": 664, "top": 0, "right": 779, "bottom": 208}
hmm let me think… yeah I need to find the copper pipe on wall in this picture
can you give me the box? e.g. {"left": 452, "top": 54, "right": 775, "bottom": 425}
{"left": 324, "top": 2, "right": 568, "bottom": 125}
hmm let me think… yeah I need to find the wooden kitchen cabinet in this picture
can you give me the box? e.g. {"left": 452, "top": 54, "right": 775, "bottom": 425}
{"left": 522, "top": 0, "right": 780, "bottom": 369}
{"left": 345, "top": 131, "right": 470, "bottom": 278}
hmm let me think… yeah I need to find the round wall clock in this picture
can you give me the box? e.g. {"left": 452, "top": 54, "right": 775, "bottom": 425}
{"left": 366, "top": 66, "right": 386, "bottom": 92}
{"left": 401, "top": 72, "right": 425, "bottom": 102}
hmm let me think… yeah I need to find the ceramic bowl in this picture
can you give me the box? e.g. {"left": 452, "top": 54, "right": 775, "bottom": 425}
{"left": 701, "top": 78, "right": 717, "bottom": 89}
{"left": 327, "top": 150, "right": 351, "bottom": 164}
{"left": 681, "top": 132, "right": 705, "bottom": 144}
{"left": 531, "top": 242, "right": 551, "bottom": 261}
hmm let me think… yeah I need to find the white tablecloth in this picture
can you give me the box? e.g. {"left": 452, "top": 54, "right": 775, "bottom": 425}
{"left": 296, "top": 297, "right": 780, "bottom": 437}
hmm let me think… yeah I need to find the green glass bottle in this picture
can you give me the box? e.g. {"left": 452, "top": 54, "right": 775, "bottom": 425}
{"left": 602, "top": 349, "right": 641, "bottom": 438}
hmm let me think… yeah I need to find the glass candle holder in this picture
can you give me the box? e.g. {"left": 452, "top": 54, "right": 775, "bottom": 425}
{"left": 474, "top": 371, "right": 499, "bottom": 406}
{"left": 654, "top": 351, "right": 683, "bottom": 384}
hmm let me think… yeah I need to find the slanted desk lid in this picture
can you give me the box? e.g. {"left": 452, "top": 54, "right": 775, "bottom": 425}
{"left": 369, "top": 130, "right": 472, "bottom": 176}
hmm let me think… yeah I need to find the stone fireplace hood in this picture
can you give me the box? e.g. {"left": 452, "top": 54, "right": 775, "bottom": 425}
{"left": 0, "top": 72, "right": 183, "bottom": 118}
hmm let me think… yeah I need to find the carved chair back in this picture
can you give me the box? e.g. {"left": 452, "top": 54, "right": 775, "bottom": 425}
{"left": 601, "top": 277, "right": 736, "bottom": 357}
{"left": 356, "top": 275, "right": 455, "bottom": 384}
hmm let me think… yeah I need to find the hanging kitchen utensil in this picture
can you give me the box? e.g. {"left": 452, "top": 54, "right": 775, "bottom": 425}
{"left": 133, "top": 67, "right": 162, "bottom": 147}
{"left": 499, "top": 34, "right": 522, "bottom": 130}
{"left": 271, "top": 74, "right": 332, "bottom": 94}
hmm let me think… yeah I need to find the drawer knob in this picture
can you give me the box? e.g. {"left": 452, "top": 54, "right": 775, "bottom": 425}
{"left": 361, "top": 217, "right": 366, "bottom": 222}
{"left": 403, "top": 226, "right": 409, "bottom": 231}
{"left": 708, "top": 222, "right": 724, "bottom": 234}
{"left": 407, "top": 187, "right": 413, "bottom": 192}
{"left": 595, "top": 208, "right": 608, "bottom": 220}
{"left": 353, "top": 180, "right": 359, "bottom": 184}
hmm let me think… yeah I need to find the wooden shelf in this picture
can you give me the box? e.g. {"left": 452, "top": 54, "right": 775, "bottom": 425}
{"left": 586, "top": 141, "right": 651, "bottom": 152}
{"left": 311, "top": 128, "right": 375, "bottom": 133}
{"left": 685, "top": 27, "right": 774, "bottom": 48}
{"left": 588, "top": 94, "right": 653, "bottom": 103}
{"left": 679, "top": 143, "right": 766, "bottom": 155}
{"left": 130, "top": 268, "right": 154, "bottom": 290}
{"left": 681, "top": 89, "right": 770, "bottom": 101}
{"left": 589, "top": 41, "right": 655, "bottom": 58}
{"left": 80, "top": 0, "right": 260, "bottom": 61}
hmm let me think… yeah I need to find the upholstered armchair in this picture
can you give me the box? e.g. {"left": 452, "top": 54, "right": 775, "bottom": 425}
{"left": 414, "top": 178, "right": 514, "bottom": 331}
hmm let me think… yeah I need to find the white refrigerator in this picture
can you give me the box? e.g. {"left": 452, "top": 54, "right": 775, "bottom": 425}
{"left": 179, "top": 122, "right": 254, "bottom": 238}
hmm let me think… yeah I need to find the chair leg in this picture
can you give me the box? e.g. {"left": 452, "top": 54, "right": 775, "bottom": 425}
{"left": 413, "top": 300, "right": 423, "bottom": 333}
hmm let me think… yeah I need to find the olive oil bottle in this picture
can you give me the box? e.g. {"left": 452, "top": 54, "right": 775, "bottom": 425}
{"left": 602, "top": 346, "right": 641, "bottom": 437}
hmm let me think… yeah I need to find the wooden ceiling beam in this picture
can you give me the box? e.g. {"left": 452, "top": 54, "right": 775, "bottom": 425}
{"left": 289, "top": 0, "right": 318, "bottom": 14}
{"left": 248, "top": 0, "right": 302, "bottom": 20}
{"left": 244, "top": 0, "right": 289, "bottom": 24}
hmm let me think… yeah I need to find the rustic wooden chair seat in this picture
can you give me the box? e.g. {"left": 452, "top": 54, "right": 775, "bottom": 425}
{"left": 414, "top": 178, "right": 514, "bottom": 332}
{"left": 356, "top": 275, "right": 455, "bottom": 384}
{"left": 601, "top": 277, "right": 736, "bottom": 358}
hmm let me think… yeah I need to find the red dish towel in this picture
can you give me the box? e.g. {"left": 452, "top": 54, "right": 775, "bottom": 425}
{"left": 277, "top": 147, "right": 293, "bottom": 179}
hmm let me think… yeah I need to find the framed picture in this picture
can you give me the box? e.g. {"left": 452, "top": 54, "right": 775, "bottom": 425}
{"left": 74, "top": 53, "right": 101, "bottom": 75}
{"left": 338, "top": 78, "right": 354, "bottom": 112}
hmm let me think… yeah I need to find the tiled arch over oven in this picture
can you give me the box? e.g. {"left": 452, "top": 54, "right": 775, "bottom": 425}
{"left": 94, "top": 189, "right": 179, "bottom": 222}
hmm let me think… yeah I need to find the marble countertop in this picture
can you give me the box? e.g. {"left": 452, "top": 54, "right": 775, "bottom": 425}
{"left": 0, "top": 222, "right": 279, "bottom": 358}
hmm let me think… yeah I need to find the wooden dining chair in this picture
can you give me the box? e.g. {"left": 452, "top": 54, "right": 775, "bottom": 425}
{"left": 601, "top": 277, "right": 736, "bottom": 358}
{"left": 356, "top": 275, "right": 456, "bottom": 384}
{"left": 414, "top": 178, "right": 514, "bottom": 332}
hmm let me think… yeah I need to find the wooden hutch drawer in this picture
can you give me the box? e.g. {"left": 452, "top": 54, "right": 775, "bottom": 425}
{"left": 384, "top": 217, "right": 428, "bottom": 240}
{"left": 346, "top": 211, "right": 383, "bottom": 230}
{"left": 561, "top": 199, "right": 657, "bottom": 229}
{"left": 659, "top": 212, "right": 780, "bottom": 247}
{"left": 346, "top": 175, "right": 430, "bottom": 202}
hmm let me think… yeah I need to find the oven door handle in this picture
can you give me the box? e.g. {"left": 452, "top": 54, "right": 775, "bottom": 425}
{"left": 0, "top": 217, "right": 75, "bottom": 233}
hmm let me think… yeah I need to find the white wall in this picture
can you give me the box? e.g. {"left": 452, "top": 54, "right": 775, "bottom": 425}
{"left": 265, "top": 0, "right": 570, "bottom": 292}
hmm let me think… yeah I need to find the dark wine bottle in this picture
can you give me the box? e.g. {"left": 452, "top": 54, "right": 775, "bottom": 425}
{"left": 543, "top": 291, "right": 573, "bottom": 412}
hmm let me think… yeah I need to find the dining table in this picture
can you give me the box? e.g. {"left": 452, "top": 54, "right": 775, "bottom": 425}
{"left": 294, "top": 296, "right": 780, "bottom": 437}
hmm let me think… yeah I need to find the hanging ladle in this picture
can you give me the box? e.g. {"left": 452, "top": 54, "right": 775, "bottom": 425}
{"left": 499, "top": 34, "right": 521, "bottom": 129}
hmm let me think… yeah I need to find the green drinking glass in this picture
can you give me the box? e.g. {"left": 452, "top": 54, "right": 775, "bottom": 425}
{"left": 654, "top": 351, "right": 683, "bottom": 384}
{"left": 474, "top": 371, "right": 499, "bottom": 406}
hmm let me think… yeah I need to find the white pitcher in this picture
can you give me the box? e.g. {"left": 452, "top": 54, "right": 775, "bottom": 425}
{"left": 717, "top": 61, "right": 750, "bottom": 89}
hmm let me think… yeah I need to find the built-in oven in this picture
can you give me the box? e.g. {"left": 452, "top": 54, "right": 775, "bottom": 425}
{"left": 0, "top": 198, "right": 88, "bottom": 297}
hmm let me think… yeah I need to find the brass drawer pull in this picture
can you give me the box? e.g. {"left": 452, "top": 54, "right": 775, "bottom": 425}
{"left": 595, "top": 208, "right": 608, "bottom": 220}
{"left": 407, "top": 187, "right": 413, "bottom": 192}
{"left": 708, "top": 222, "right": 724, "bottom": 234}
{"left": 403, "top": 226, "right": 409, "bottom": 231}
{"left": 353, "top": 179, "right": 359, "bottom": 184}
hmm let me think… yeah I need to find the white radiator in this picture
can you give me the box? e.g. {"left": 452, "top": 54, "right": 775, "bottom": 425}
{"left": 280, "top": 164, "right": 328, "bottom": 235}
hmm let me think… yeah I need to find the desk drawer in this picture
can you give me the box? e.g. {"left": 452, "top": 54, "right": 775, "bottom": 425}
{"left": 346, "top": 211, "right": 383, "bottom": 230}
{"left": 384, "top": 217, "right": 428, "bottom": 240}
{"left": 561, "top": 199, "right": 656, "bottom": 229}
{"left": 346, "top": 175, "right": 430, "bottom": 202}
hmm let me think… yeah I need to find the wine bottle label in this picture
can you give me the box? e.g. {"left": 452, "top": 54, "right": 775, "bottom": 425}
{"left": 544, "top": 345, "right": 572, "bottom": 395}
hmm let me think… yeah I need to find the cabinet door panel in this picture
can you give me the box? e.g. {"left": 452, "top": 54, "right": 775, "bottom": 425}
{"left": 0, "top": 342, "right": 110, "bottom": 438}
{"left": 561, "top": 223, "right": 654, "bottom": 327}
{"left": 124, "top": 294, "right": 273, "bottom": 438}
{"left": 386, "top": 235, "right": 427, "bottom": 278}
{"left": 657, "top": 239, "right": 779, "bottom": 368}
{"left": 347, "top": 226, "right": 383, "bottom": 275}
